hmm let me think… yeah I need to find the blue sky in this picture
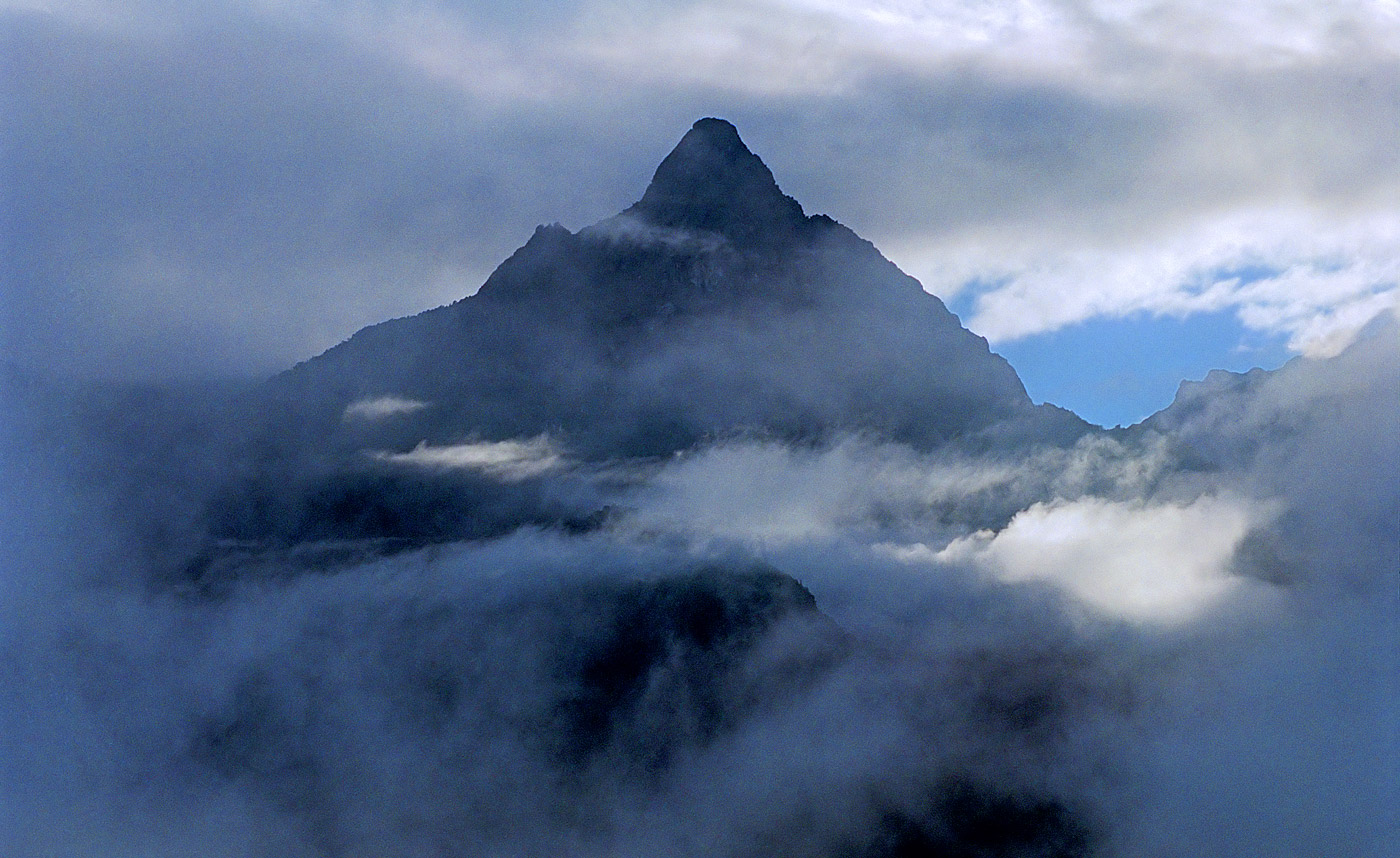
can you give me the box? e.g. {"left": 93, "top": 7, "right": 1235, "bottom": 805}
{"left": 948, "top": 263, "right": 1302, "bottom": 426}
{"left": 3, "top": 1, "right": 1397, "bottom": 426}
{"left": 978, "top": 306, "right": 1294, "bottom": 427}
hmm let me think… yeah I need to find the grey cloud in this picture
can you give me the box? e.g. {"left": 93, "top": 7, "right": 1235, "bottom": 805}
{"left": 745, "top": 74, "right": 1169, "bottom": 240}
{"left": 0, "top": 9, "right": 679, "bottom": 378}
{"left": 759, "top": 61, "right": 1400, "bottom": 248}
{"left": 9, "top": 2, "right": 1398, "bottom": 379}
{"left": 3, "top": 319, "right": 1397, "bottom": 856}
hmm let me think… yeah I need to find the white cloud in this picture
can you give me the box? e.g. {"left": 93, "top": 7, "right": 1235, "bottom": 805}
{"left": 622, "top": 434, "right": 1172, "bottom": 545}
{"left": 777, "top": 0, "right": 1400, "bottom": 68}
{"left": 584, "top": 214, "right": 727, "bottom": 252}
{"left": 343, "top": 396, "right": 430, "bottom": 421}
{"left": 368, "top": 436, "right": 563, "bottom": 481}
{"left": 927, "top": 208, "right": 1400, "bottom": 357}
{"left": 917, "top": 495, "right": 1266, "bottom": 623}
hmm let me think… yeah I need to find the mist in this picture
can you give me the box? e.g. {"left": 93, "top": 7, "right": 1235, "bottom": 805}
{"left": 3, "top": 309, "right": 1396, "bottom": 856}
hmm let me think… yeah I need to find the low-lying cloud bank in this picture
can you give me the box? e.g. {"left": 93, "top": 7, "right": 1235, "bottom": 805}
{"left": 2, "top": 319, "right": 1395, "bottom": 856}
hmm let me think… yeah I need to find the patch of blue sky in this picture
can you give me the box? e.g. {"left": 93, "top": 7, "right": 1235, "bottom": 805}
{"left": 1209, "top": 262, "right": 1286, "bottom": 284}
{"left": 959, "top": 304, "right": 1294, "bottom": 428}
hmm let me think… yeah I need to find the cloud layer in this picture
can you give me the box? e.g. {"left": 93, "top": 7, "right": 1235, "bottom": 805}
{"left": 3, "top": 315, "right": 1394, "bottom": 856}
{"left": 4, "top": 0, "right": 1397, "bottom": 379}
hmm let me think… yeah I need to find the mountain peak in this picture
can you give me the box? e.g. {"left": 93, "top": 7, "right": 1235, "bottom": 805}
{"left": 627, "top": 118, "right": 806, "bottom": 241}
{"left": 276, "top": 118, "right": 1064, "bottom": 460}
{"left": 681, "top": 116, "right": 746, "bottom": 149}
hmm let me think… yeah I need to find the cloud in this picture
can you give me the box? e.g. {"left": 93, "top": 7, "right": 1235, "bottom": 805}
{"left": 3, "top": 321, "right": 1396, "bottom": 855}
{"left": 583, "top": 213, "right": 727, "bottom": 252}
{"left": 367, "top": 436, "right": 564, "bottom": 480}
{"left": 946, "top": 208, "right": 1400, "bottom": 355}
{"left": 622, "top": 432, "right": 1171, "bottom": 544}
{"left": 6, "top": 0, "right": 1397, "bottom": 380}
{"left": 925, "top": 495, "right": 1266, "bottom": 623}
{"left": 0, "top": 5, "right": 668, "bottom": 378}
{"left": 342, "top": 396, "right": 430, "bottom": 420}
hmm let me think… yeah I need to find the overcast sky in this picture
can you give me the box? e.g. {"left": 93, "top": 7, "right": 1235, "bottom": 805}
{"left": 4, "top": 0, "right": 1398, "bottom": 424}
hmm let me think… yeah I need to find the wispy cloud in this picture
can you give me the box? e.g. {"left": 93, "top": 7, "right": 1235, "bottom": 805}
{"left": 368, "top": 436, "right": 563, "bottom": 480}
{"left": 947, "top": 209, "right": 1400, "bottom": 356}
{"left": 343, "top": 396, "right": 430, "bottom": 421}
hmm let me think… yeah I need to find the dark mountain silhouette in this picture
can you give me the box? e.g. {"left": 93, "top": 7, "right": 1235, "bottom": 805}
{"left": 265, "top": 118, "right": 1088, "bottom": 463}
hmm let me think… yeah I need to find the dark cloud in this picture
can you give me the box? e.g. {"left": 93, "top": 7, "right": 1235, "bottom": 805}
{"left": 0, "top": 9, "right": 669, "bottom": 377}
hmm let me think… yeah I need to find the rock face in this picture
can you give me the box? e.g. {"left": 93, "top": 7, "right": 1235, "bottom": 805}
{"left": 547, "top": 567, "right": 843, "bottom": 773}
{"left": 267, "top": 119, "right": 1087, "bottom": 461}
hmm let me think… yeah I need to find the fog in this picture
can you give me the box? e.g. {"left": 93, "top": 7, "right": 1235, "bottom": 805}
{"left": 3, "top": 308, "right": 1395, "bottom": 856}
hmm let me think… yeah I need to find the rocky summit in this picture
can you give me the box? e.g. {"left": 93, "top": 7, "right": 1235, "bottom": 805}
{"left": 623, "top": 117, "right": 809, "bottom": 244}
